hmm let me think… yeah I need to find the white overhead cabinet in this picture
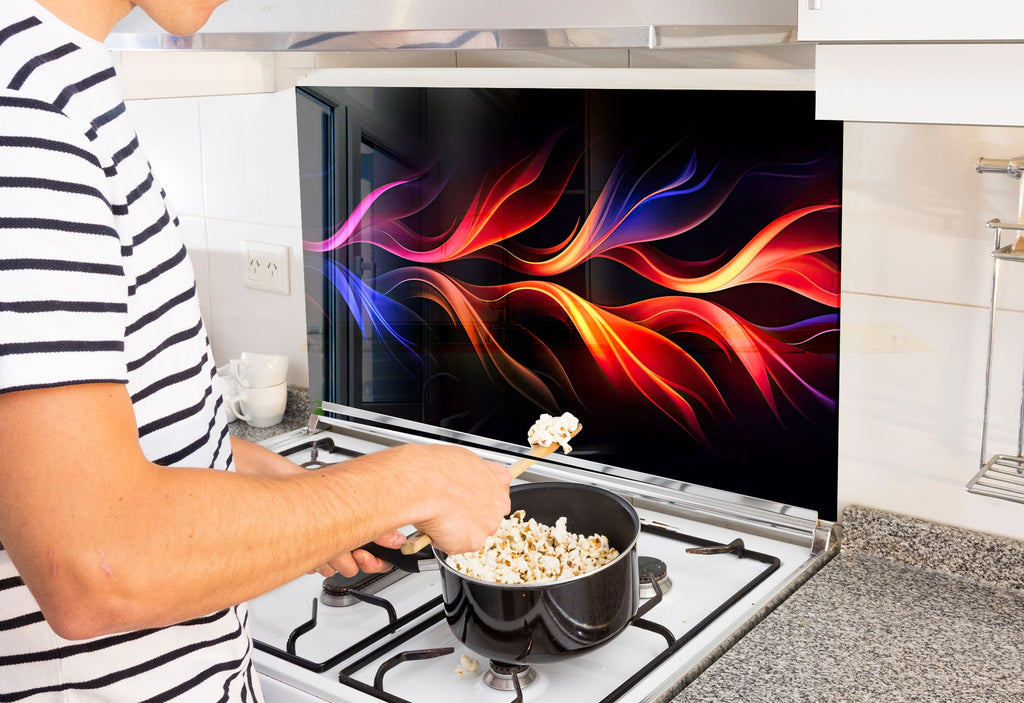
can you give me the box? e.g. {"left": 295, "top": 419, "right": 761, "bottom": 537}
{"left": 799, "top": 1, "right": 1024, "bottom": 126}
{"left": 798, "top": 0, "right": 1024, "bottom": 42}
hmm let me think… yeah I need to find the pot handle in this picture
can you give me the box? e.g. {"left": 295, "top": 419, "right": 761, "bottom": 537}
{"left": 359, "top": 542, "right": 438, "bottom": 573}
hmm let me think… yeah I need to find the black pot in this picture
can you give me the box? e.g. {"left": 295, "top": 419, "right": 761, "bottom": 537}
{"left": 364, "top": 482, "right": 643, "bottom": 664}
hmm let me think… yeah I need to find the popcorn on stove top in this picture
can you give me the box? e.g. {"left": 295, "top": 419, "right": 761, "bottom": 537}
{"left": 453, "top": 654, "right": 479, "bottom": 676}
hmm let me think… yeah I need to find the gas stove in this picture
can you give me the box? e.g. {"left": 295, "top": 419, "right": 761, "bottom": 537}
{"left": 248, "top": 411, "right": 837, "bottom": 703}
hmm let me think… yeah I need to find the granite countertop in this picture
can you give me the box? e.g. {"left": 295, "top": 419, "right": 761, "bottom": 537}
{"left": 672, "top": 505, "right": 1024, "bottom": 702}
{"left": 227, "top": 385, "right": 311, "bottom": 443}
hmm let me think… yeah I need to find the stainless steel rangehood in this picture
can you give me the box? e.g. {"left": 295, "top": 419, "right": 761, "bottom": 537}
{"left": 107, "top": 0, "right": 797, "bottom": 52}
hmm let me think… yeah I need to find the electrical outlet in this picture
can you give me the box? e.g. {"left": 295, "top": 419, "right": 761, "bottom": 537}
{"left": 242, "top": 241, "right": 290, "bottom": 294}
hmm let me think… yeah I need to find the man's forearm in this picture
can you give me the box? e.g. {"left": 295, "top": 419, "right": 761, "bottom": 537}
{"left": 231, "top": 434, "right": 305, "bottom": 476}
{"left": 74, "top": 446, "right": 425, "bottom": 635}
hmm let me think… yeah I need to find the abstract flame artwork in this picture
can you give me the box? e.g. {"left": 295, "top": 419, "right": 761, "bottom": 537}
{"left": 299, "top": 87, "right": 841, "bottom": 516}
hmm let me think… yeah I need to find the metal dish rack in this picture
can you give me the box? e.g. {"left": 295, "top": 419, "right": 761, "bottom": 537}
{"left": 968, "top": 156, "right": 1024, "bottom": 504}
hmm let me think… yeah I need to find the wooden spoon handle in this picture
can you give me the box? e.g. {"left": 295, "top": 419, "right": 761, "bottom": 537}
{"left": 508, "top": 440, "right": 562, "bottom": 478}
{"left": 398, "top": 426, "right": 580, "bottom": 555}
{"left": 399, "top": 530, "right": 435, "bottom": 555}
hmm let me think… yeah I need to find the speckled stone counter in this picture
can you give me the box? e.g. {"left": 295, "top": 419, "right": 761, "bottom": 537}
{"left": 672, "top": 505, "right": 1024, "bottom": 703}
{"left": 227, "top": 385, "right": 310, "bottom": 444}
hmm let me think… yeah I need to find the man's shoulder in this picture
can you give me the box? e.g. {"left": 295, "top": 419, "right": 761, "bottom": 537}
{"left": 0, "top": 87, "right": 85, "bottom": 138}
{"left": 0, "top": 87, "right": 106, "bottom": 174}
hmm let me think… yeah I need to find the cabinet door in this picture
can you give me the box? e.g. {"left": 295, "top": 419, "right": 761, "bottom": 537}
{"left": 799, "top": 0, "right": 1024, "bottom": 42}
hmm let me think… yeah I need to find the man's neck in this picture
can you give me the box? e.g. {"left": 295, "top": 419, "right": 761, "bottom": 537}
{"left": 34, "top": 0, "right": 134, "bottom": 42}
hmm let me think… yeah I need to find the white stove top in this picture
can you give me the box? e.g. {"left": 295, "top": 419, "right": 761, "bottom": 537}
{"left": 249, "top": 416, "right": 835, "bottom": 703}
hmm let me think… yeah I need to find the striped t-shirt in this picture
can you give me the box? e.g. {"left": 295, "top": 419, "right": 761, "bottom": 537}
{"left": 0, "top": 0, "right": 262, "bottom": 699}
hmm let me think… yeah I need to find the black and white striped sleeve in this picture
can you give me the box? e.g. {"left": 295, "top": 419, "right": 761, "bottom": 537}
{"left": 0, "top": 90, "right": 129, "bottom": 394}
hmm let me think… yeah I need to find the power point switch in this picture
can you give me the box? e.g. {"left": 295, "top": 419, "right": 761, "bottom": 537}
{"left": 242, "top": 241, "right": 290, "bottom": 295}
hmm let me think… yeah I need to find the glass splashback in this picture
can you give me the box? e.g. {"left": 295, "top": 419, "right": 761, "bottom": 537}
{"left": 298, "top": 86, "right": 841, "bottom": 518}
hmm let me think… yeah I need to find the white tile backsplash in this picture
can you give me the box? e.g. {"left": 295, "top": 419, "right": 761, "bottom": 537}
{"left": 841, "top": 122, "right": 1024, "bottom": 310}
{"left": 841, "top": 122, "right": 1024, "bottom": 539}
{"left": 205, "top": 219, "right": 307, "bottom": 382}
{"left": 119, "top": 52, "right": 275, "bottom": 100}
{"left": 198, "top": 91, "right": 303, "bottom": 229}
{"left": 455, "top": 49, "right": 629, "bottom": 68}
{"left": 125, "top": 97, "right": 205, "bottom": 218}
{"left": 838, "top": 292, "right": 1024, "bottom": 539}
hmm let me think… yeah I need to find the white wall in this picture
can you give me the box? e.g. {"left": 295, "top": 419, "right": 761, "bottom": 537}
{"left": 840, "top": 122, "right": 1024, "bottom": 540}
{"left": 125, "top": 90, "right": 310, "bottom": 386}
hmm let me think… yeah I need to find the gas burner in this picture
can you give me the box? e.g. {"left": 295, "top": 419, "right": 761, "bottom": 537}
{"left": 275, "top": 435, "right": 362, "bottom": 469}
{"left": 320, "top": 567, "right": 407, "bottom": 607}
{"left": 483, "top": 661, "right": 538, "bottom": 691}
{"left": 300, "top": 439, "right": 338, "bottom": 469}
{"left": 638, "top": 555, "right": 673, "bottom": 599}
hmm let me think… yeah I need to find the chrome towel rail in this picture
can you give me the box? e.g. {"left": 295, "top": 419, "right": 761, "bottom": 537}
{"left": 969, "top": 157, "right": 1024, "bottom": 505}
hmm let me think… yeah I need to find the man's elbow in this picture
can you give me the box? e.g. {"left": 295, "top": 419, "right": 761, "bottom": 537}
{"left": 32, "top": 555, "right": 145, "bottom": 641}
{"left": 43, "top": 603, "right": 115, "bottom": 641}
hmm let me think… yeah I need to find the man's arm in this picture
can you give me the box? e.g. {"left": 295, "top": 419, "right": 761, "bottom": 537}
{"left": 230, "top": 435, "right": 403, "bottom": 576}
{"left": 0, "top": 383, "right": 510, "bottom": 640}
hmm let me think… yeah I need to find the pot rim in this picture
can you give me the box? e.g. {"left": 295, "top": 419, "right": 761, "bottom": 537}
{"left": 433, "top": 481, "right": 640, "bottom": 589}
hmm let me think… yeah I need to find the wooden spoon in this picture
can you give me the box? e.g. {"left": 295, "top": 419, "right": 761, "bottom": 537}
{"left": 399, "top": 424, "right": 582, "bottom": 555}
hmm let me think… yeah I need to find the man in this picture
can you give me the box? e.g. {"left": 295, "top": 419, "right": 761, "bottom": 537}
{"left": 0, "top": 0, "right": 512, "bottom": 699}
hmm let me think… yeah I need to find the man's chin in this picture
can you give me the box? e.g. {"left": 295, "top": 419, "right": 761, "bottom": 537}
{"left": 136, "top": 2, "right": 220, "bottom": 38}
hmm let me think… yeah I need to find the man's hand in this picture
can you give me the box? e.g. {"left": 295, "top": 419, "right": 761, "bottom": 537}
{"left": 404, "top": 445, "right": 512, "bottom": 556}
{"left": 311, "top": 529, "right": 405, "bottom": 577}
{"left": 230, "top": 436, "right": 513, "bottom": 567}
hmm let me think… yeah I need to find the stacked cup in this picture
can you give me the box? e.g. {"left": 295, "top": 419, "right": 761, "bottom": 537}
{"left": 223, "top": 352, "right": 289, "bottom": 428}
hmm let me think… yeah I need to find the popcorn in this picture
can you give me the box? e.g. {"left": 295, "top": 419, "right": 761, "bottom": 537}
{"left": 453, "top": 654, "right": 479, "bottom": 675}
{"left": 527, "top": 412, "right": 580, "bottom": 453}
{"left": 445, "top": 510, "right": 618, "bottom": 584}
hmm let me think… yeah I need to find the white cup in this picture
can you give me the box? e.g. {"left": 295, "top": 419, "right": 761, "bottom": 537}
{"left": 216, "top": 364, "right": 239, "bottom": 421}
{"left": 226, "top": 382, "right": 288, "bottom": 428}
{"left": 231, "top": 352, "right": 288, "bottom": 389}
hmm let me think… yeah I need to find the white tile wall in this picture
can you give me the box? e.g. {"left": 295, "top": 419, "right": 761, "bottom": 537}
{"left": 120, "top": 55, "right": 1024, "bottom": 538}
{"left": 841, "top": 121, "right": 1024, "bottom": 539}
{"left": 838, "top": 293, "right": 1024, "bottom": 537}
{"left": 198, "top": 92, "right": 303, "bottom": 229}
{"left": 119, "top": 51, "right": 276, "bottom": 99}
{"left": 126, "top": 97, "right": 205, "bottom": 217}
{"left": 841, "top": 122, "right": 1024, "bottom": 309}
{"left": 174, "top": 215, "right": 213, "bottom": 332}
{"left": 204, "top": 219, "right": 308, "bottom": 373}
